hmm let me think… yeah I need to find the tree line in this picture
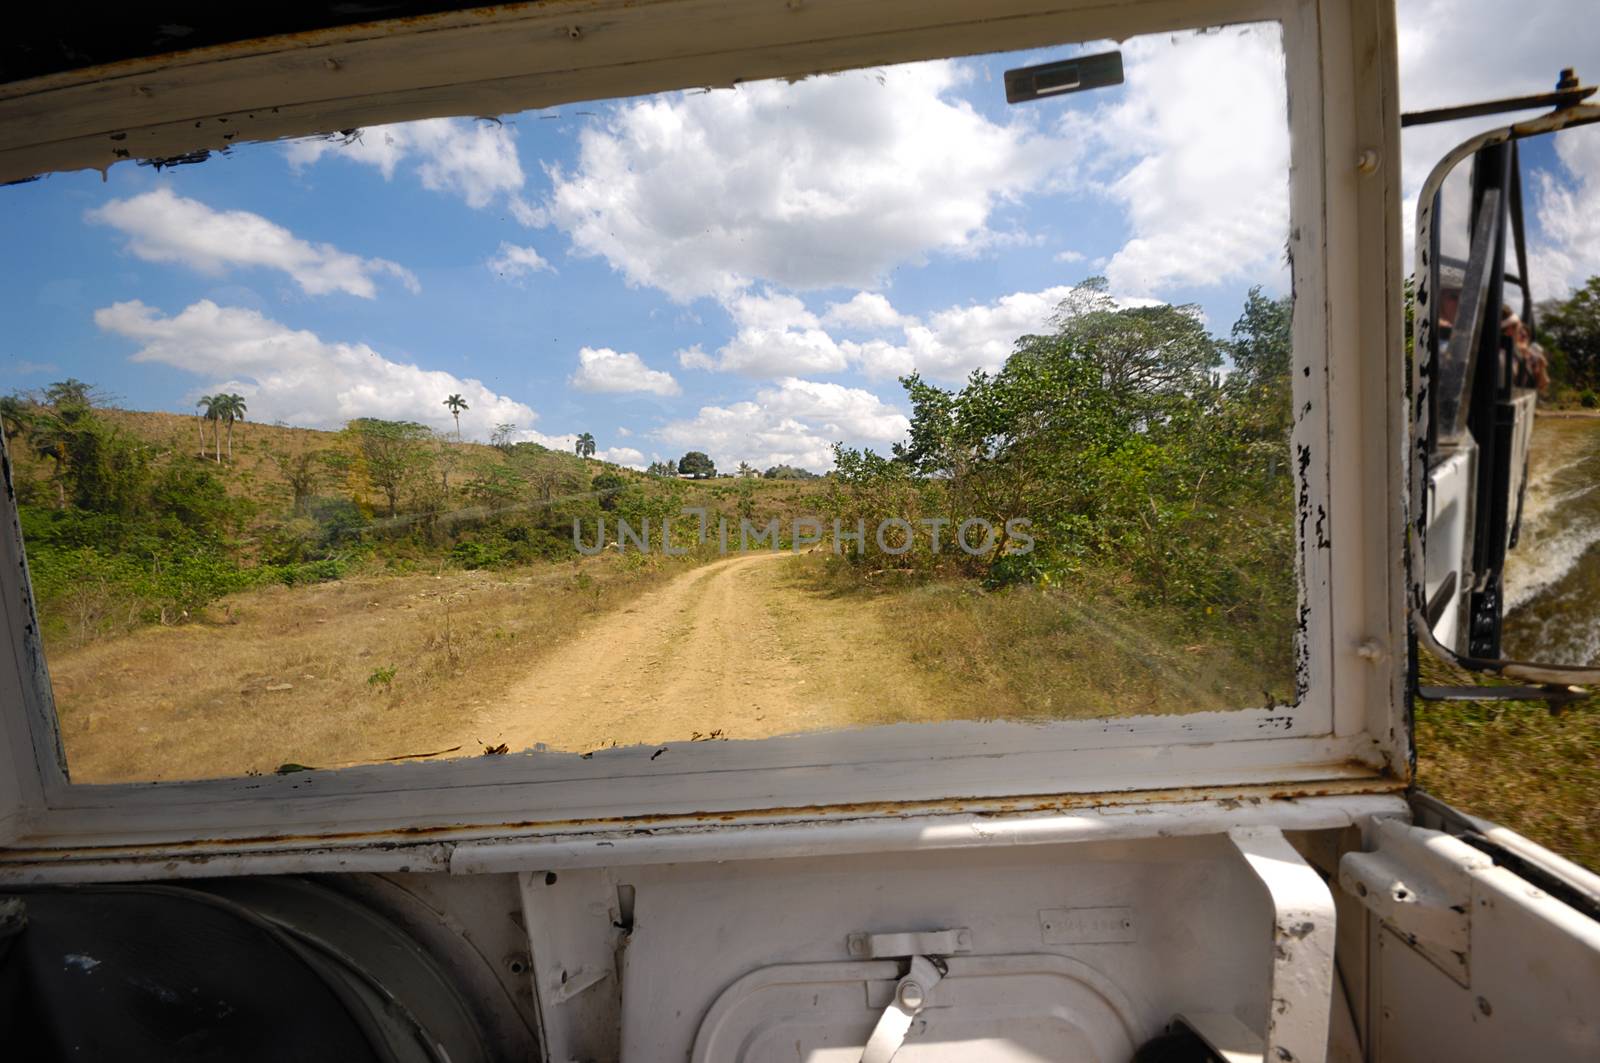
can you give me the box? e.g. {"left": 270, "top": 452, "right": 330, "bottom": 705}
{"left": 1540, "top": 274, "right": 1600, "bottom": 404}
{"left": 823, "top": 277, "right": 1297, "bottom": 673}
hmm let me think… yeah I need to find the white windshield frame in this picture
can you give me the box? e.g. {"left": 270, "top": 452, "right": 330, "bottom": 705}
{"left": 0, "top": 0, "right": 1406, "bottom": 857}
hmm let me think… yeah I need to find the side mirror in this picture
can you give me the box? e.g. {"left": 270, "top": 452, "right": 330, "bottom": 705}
{"left": 1414, "top": 99, "right": 1600, "bottom": 690}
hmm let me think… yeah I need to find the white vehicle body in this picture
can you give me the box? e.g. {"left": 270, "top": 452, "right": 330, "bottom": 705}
{"left": 0, "top": 2, "right": 1596, "bottom": 1061}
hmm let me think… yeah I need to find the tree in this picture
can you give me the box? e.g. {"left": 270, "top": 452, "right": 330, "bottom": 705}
{"left": 1229, "top": 285, "right": 1294, "bottom": 391}
{"left": 590, "top": 470, "right": 627, "bottom": 511}
{"left": 44, "top": 379, "right": 93, "bottom": 409}
{"left": 217, "top": 393, "right": 247, "bottom": 461}
{"left": 270, "top": 450, "right": 325, "bottom": 515}
{"left": 1042, "top": 277, "right": 1222, "bottom": 416}
{"left": 193, "top": 395, "right": 212, "bottom": 457}
{"left": 1540, "top": 275, "right": 1600, "bottom": 391}
{"left": 492, "top": 423, "right": 518, "bottom": 453}
{"left": 678, "top": 450, "right": 715, "bottom": 479}
{"left": 1, "top": 394, "right": 35, "bottom": 445}
{"left": 762, "top": 464, "right": 817, "bottom": 480}
{"left": 646, "top": 459, "right": 677, "bottom": 477}
{"left": 444, "top": 394, "right": 469, "bottom": 440}
{"left": 736, "top": 461, "right": 757, "bottom": 478}
{"left": 575, "top": 432, "right": 596, "bottom": 459}
{"left": 344, "top": 418, "right": 433, "bottom": 518}
{"left": 194, "top": 394, "right": 236, "bottom": 462}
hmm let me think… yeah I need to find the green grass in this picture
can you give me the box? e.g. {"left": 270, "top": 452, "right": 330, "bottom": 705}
{"left": 1414, "top": 655, "right": 1600, "bottom": 869}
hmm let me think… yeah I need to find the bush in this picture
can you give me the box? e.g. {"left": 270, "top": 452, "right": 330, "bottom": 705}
{"left": 273, "top": 558, "right": 346, "bottom": 587}
{"left": 449, "top": 540, "right": 507, "bottom": 570}
{"left": 1581, "top": 390, "right": 1598, "bottom": 409}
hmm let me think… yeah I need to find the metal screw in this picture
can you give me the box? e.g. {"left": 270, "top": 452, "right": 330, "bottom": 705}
{"left": 897, "top": 980, "right": 925, "bottom": 1010}
{"left": 1356, "top": 149, "right": 1381, "bottom": 176}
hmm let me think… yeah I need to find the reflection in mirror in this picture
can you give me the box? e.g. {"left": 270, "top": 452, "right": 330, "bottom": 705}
{"left": 1, "top": 24, "right": 1302, "bottom": 783}
{"left": 1422, "top": 122, "right": 1600, "bottom": 667}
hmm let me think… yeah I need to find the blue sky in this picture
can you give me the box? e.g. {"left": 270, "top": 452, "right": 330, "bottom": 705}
{"left": 2, "top": 5, "right": 1596, "bottom": 472}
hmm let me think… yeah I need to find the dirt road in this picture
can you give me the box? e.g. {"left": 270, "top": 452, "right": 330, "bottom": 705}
{"left": 468, "top": 552, "right": 942, "bottom": 753}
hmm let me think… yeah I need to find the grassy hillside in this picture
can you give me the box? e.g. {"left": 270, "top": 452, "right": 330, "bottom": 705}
{"left": 4, "top": 396, "right": 824, "bottom": 653}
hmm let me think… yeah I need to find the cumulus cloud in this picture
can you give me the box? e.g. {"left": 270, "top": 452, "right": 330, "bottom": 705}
{"left": 714, "top": 326, "right": 853, "bottom": 377}
{"left": 1528, "top": 128, "right": 1600, "bottom": 302}
{"left": 569, "top": 346, "right": 681, "bottom": 396}
{"left": 1394, "top": 0, "right": 1600, "bottom": 272}
{"left": 487, "top": 242, "right": 554, "bottom": 282}
{"left": 756, "top": 378, "right": 909, "bottom": 441}
{"left": 822, "top": 292, "right": 911, "bottom": 331}
{"left": 1083, "top": 25, "right": 1290, "bottom": 296}
{"left": 680, "top": 282, "right": 1160, "bottom": 383}
{"left": 655, "top": 378, "right": 909, "bottom": 471}
{"left": 594, "top": 445, "right": 646, "bottom": 469}
{"left": 839, "top": 283, "right": 1153, "bottom": 382}
{"left": 86, "top": 187, "right": 418, "bottom": 298}
{"left": 94, "top": 299, "right": 554, "bottom": 441}
{"left": 287, "top": 118, "right": 525, "bottom": 209}
{"left": 676, "top": 344, "right": 716, "bottom": 370}
{"left": 543, "top": 61, "right": 1070, "bottom": 301}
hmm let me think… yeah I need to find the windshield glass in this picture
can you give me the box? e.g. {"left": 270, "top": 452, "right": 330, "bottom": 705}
{"left": 1, "top": 23, "right": 1299, "bottom": 783}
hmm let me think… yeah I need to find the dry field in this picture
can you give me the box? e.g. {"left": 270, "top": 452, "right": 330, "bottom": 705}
{"left": 48, "top": 553, "right": 696, "bottom": 782}
{"left": 49, "top": 547, "right": 1292, "bottom": 784}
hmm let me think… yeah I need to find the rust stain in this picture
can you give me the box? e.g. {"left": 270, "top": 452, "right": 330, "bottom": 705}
{"left": 0, "top": 774, "right": 1404, "bottom": 868}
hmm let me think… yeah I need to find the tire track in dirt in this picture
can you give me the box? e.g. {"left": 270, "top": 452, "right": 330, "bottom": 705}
{"left": 469, "top": 551, "right": 937, "bottom": 753}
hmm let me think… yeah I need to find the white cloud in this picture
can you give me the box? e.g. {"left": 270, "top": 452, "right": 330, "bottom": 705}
{"left": 94, "top": 299, "right": 552, "bottom": 441}
{"left": 676, "top": 344, "right": 716, "bottom": 370}
{"left": 1053, "top": 250, "right": 1087, "bottom": 264}
{"left": 728, "top": 290, "right": 818, "bottom": 330}
{"left": 714, "top": 326, "right": 852, "bottom": 377}
{"left": 86, "top": 187, "right": 418, "bottom": 298}
{"left": 487, "top": 242, "right": 554, "bottom": 282}
{"left": 508, "top": 196, "right": 550, "bottom": 228}
{"left": 1529, "top": 129, "right": 1600, "bottom": 301}
{"left": 569, "top": 346, "right": 681, "bottom": 396}
{"left": 595, "top": 445, "right": 646, "bottom": 468}
{"left": 854, "top": 284, "right": 1085, "bottom": 382}
{"left": 756, "top": 378, "right": 909, "bottom": 441}
{"left": 1084, "top": 25, "right": 1290, "bottom": 296}
{"left": 822, "top": 291, "right": 911, "bottom": 331}
{"left": 544, "top": 61, "right": 1070, "bottom": 301}
{"left": 285, "top": 128, "right": 408, "bottom": 178}
{"left": 656, "top": 404, "right": 834, "bottom": 473}
{"left": 287, "top": 118, "right": 524, "bottom": 210}
{"left": 1394, "top": 1, "right": 1600, "bottom": 273}
{"left": 655, "top": 378, "right": 909, "bottom": 472}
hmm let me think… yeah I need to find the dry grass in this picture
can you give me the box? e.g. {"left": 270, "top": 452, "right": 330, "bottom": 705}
{"left": 790, "top": 554, "right": 1294, "bottom": 719}
{"left": 49, "top": 552, "right": 698, "bottom": 782}
{"left": 1414, "top": 655, "right": 1600, "bottom": 869}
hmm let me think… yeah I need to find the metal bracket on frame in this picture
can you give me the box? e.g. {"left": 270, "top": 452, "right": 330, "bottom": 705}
{"left": 849, "top": 928, "right": 971, "bottom": 1063}
{"left": 1339, "top": 815, "right": 1486, "bottom": 987}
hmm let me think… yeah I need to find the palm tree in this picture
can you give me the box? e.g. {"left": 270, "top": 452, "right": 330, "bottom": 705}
{"left": 195, "top": 395, "right": 215, "bottom": 458}
{"left": 219, "top": 393, "right": 247, "bottom": 461}
{"left": 444, "top": 394, "right": 469, "bottom": 440}
{"left": 737, "top": 461, "right": 756, "bottom": 478}
{"left": 197, "top": 394, "right": 225, "bottom": 462}
{"left": 575, "top": 432, "right": 596, "bottom": 459}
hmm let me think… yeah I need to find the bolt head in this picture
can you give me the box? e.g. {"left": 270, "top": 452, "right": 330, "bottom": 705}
{"left": 898, "top": 980, "right": 925, "bottom": 1010}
